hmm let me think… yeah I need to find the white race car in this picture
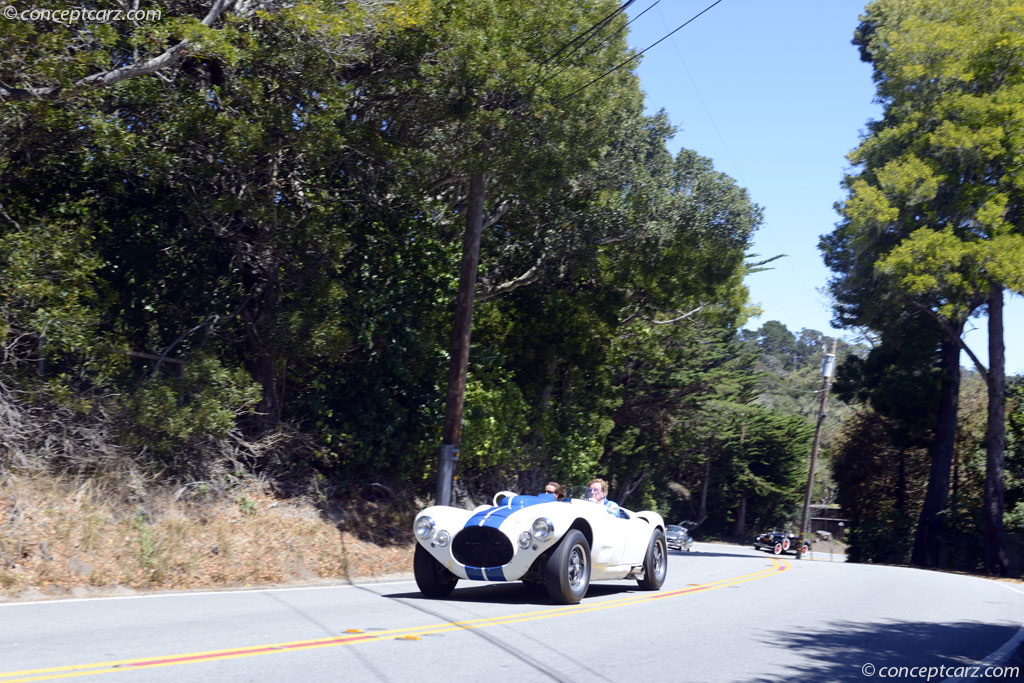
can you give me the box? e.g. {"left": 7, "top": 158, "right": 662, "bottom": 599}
{"left": 413, "top": 490, "right": 668, "bottom": 604}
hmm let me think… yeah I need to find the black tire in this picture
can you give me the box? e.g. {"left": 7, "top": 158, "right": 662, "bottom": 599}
{"left": 414, "top": 544, "right": 458, "bottom": 598}
{"left": 637, "top": 528, "right": 667, "bottom": 590}
{"left": 545, "top": 529, "right": 591, "bottom": 604}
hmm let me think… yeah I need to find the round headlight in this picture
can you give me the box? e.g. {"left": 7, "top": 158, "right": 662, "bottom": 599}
{"left": 415, "top": 516, "right": 435, "bottom": 540}
{"left": 532, "top": 518, "right": 554, "bottom": 541}
{"left": 435, "top": 529, "right": 451, "bottom": 547}
{"left": 518, "top": 531, "right": 532, "bottom": 549}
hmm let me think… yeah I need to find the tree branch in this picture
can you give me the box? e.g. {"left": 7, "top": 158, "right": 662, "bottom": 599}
{"left": 910, "top": 300, "right": 989, "bottom": 383}
{"left": 475, "top": 252, "right": 546, "bottom": 302}
{"left": 648, "top": 305, "right": 704, "bottom": 325}
{"left": 482, "top": 198, "right": 516, "bottom": 230}
{"left": 0, "top": 0, "right": 237, "bottom": 102}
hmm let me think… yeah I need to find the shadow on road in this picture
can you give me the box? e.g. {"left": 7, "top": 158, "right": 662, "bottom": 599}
{"left": 384, "top": 580, "right": 641, "bottom": 606}
{"left": 746, "top": 620, "right": 1024, "bottom": 682}
{"left": 679, "top": 549, "right": 773, "bottom": 560}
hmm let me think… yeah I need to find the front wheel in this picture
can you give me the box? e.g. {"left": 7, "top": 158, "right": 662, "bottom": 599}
{"left": 637, "top": 528, "right": 667, "bottom": 590}
{"left": 773, "top": 542, "right": 783, "bottom": 555}
{"left": 414, "top": 544, "right": 458, "bottom": 598}
{"left": 545, "top": 529, "right": 591, "bottom": 604}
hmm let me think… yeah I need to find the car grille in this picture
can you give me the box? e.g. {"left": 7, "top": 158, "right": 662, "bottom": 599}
{"left": 452, "top": 526, "right": 513, "bottom": 567}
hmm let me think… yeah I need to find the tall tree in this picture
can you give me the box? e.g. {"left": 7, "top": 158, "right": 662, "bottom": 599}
{"left": 823, "top": 0, "right": 1024, "bottom": 574}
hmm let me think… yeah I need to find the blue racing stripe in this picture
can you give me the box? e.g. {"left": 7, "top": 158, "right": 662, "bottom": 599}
{"left": 484, "top": 566, "right": 506, "bottom": 581}
{"left": 464, "top": 566, "right": 507, "bottom": 581}
{"left": 465, "top": 505, "right": 515, "bottom": 529}
{"left": 465, "top": 495, "right": 549, "bottom": 530}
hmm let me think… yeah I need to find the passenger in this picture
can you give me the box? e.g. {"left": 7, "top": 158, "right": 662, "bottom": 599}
{"left": 586, "top": 478, "right": 620, "bottom": 516}
{"left": 543, "top": 481, "right": 566, "bottom": 500}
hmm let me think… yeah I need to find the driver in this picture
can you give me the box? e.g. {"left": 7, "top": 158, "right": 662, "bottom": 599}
{"left": 543, "top": 481, "right": 566, "bottom": 500}
{"left": 586, "top": 478, "right": 620, "bottom": 516}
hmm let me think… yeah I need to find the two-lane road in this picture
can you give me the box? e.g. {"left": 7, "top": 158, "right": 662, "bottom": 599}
{"left": 2, "top": 543, "right": 1022, "bottom": 682}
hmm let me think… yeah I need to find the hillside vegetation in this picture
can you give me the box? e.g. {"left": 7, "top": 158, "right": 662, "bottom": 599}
{"left": 3, "top": 0, "right": 1024, "bottom": 591}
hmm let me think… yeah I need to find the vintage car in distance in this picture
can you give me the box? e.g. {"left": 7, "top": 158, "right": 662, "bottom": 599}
{"left": 666, "top": 524, "right": 692, "bottom": 551}
{"left": 413, "top": 490, "right": 667, "bottom": 604}
{"left": 753, "top": 529, "right": 810, "bottom": 557}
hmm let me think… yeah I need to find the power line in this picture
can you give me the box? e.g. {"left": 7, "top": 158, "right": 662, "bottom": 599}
{"left": 647, "top": 4, "right": 815, "bottom": 325}
{"left": 540, "top": 0, "right": 637, "bottom": 72}
{"left": 555, "top": 0, "right": 726, "bottom": 104}
{"left": 540, "top": 0, "right": 662, "bottom": 87}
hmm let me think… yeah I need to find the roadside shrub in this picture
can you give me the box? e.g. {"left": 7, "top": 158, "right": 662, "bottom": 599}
{"left": 130, "top": 354, "right": 261, "bottom": 451}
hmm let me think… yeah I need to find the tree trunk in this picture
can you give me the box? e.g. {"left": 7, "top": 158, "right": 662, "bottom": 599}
{"left": 732, "top": 494, "right": 747, "bottom": 537}
{"left": 983, "top": 283, "right": 1009, "bottom": 576}
{"left": 895, "top": 448, "right": 906, "bottom": 512}
{"left": 911, "top": 336, "right": 962, "bottom": 568}
{"left": 698, "top": 456, "right": 711, "bottom": 523}
{"left": 242, "top": 280, "right": 281, "bottom": 436}
{"left": 251, "top": 353, "right": 280, "bottom": 432}
{"left": 617, "top": 468, "right": 649, "bottom": 507}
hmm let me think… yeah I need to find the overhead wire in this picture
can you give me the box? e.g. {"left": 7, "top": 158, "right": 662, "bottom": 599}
{"left": 555, "top": 0, "right": 725, "bottom": 104}
{"left": 540, "top": 0, "right": 662, "bottom": 87}
{"left": 648, "top": 3, "right": 815, "bottom": 326}
{"left": 539, "top": 0, "right": 638, "bottom": 73}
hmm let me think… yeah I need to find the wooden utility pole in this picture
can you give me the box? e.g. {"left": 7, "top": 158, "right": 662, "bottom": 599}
{"left": 797, "top": 338, "right": 838, "bottom": 558}
{"left": 436, "top": 172, "right": 486, "bottom": 507}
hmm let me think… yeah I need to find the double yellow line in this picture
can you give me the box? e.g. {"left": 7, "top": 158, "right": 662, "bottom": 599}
{"left": 1, "top": 558, "right": 790, "bottom": 682}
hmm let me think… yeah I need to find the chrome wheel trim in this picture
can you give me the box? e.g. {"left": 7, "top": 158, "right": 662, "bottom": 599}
{"left": 653, "top": 538, "right": 666, "bottom": 580}
{"left": 567, "top": 544, "right": 587, "bottom": 592}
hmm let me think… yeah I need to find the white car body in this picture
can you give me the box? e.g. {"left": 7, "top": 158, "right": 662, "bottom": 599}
{"left": 413, "top": 492, "right": 667, "bottom": 603}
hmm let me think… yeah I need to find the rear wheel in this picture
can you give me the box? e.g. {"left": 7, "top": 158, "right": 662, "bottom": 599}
{"left": 414, "top": 544, "right": 458, "bottom": 598}
{"left": 637, "top": 528, "right": 667, "bottom": 590}
{"left": 773, "top": 542, "right": 783, "bottom": 555}
{"left": 545, "top": 529, "right": 590, "bottom": 604}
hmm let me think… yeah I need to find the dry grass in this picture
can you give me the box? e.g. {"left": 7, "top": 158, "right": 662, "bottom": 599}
{"left": 0, "top": 475, "right": 415, "bottom": 601}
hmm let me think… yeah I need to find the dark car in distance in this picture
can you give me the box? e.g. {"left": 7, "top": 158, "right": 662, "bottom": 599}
{"left": 753, "top": 529, "right": 810, "bottom": 557}
{"left": 666, "top": 524, "right": 693, "bottom": 552}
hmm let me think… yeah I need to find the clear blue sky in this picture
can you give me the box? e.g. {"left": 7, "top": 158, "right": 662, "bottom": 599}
{"left": 626, "top": 0, "right": 1024, "bottom": 375}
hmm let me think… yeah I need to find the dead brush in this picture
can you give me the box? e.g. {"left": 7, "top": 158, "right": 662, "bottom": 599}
{"left": 0, "top": 474, "right": 416, "bottom": 598}
{"left": 0, "top": 381, "right": 416, "bottom": 598}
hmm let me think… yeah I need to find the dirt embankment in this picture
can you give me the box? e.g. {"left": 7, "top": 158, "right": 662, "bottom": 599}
{"left": 0, "top": 475, "right": 415, "bottom": 601}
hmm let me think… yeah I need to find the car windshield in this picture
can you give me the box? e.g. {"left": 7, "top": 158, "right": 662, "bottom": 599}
{"left": 667, "top": 525, "right": 683, "bottom": 532}
{"left": 564, "top": 485, "right": 595, "bottom": 501}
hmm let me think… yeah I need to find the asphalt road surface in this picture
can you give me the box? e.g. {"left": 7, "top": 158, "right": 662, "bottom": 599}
{"left": 2, "top": 543, "right": 1022, "bottom": 683}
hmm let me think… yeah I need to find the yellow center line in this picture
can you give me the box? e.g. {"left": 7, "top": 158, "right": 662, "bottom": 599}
{"left": 1, "top": 559, "right": 791, "bottom": 682}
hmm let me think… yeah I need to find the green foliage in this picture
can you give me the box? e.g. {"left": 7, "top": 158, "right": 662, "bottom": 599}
{"left": 0, "top": 202, "right": 104, "bottom": 355}
{"left": 823, "top": 0, "right": 1024, "bottom": 573}
{"left": 456, "top": 369, "right": 531, "bottom": 491}
{"left": 0, "top": 0, "right": 803, "bottom": 533}
{"left": 826, "top": 0, "right": 1024, "bottom": 334}
{"left": 832, "top": 409, "right": 929, "bottom": 564}
{"left": 1003, "top": 380, "right": 1024, "bottom": 530}
{"left": 235, "top": 496, "right": 257, "bottom": 516}
{"left": 132, "top": 515, "right": 158, "bottom": 570}
{"left": 131, "top": 356, "right": 261, "bottom": 449}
